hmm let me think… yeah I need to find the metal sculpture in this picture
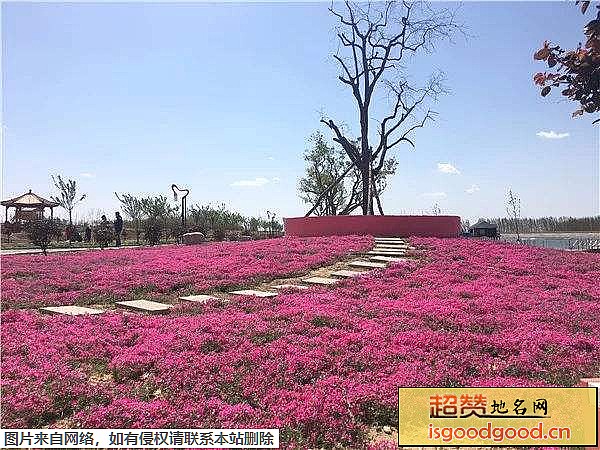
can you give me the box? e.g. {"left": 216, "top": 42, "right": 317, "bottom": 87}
{"left": 171, "top": 184, "right": 190, "bottom": 231}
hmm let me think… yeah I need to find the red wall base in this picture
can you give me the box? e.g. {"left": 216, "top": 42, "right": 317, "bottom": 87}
{"left": 284, "top": 215, "right": 461, "bottom": 238}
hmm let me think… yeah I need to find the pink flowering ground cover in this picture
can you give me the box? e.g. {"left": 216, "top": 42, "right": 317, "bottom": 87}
{"left": 0, "top": 235, "right": 371, "bottom": 309}
{"left": 2, "top": 238, "right": 600, "bottom": 449}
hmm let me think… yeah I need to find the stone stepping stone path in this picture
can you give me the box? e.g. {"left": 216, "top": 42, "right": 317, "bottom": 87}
{"left": 179, "top": 294, "right": 219, "bottom": 303}
{"left": 41, "top": 305, "right": 104, "bottom": 316}
{"left": 370, "top": 255, "right": 410, "bottom": 263}
{"left": 273, "top": 284, "right": 309, "bottom": 290}
{"left": 116, "top": 299, "right": 172, "bottom": 314}
{"left": 38, "top": 237, "right": 419, "bottom": 316}
{"left": 349, "top": 260, "right": 387, "bottom": 269}
{"left": 331, "top": 269, "right": 363, "bottom": 278}
{"left": 303, "top": 276, "right": 338, "bottom": 285}
{"left": 229, "top": 289, "right": 278, "bottom": 297}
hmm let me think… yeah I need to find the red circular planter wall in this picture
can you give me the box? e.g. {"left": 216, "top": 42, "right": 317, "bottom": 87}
{"left": 284, "top": 215, "right": 461, "bottom": 238}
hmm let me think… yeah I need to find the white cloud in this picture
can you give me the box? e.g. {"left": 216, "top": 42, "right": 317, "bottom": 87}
{"left": 80, "top": 172, "right": 95, "bottom": 178}
{"left": 230, "top": 177, "right": 271, "bottom": 187}
{"left": 437, "top": 163, "right": 460, "bottom": 175}
{"left": 230, "top": 176, "right": 280, "bottom": 187}
{"left": 466, "top": 184, "right": 480, "bottom": 194}
{"left": 422, "top": 192, "right": 447, "bottom": 199}
{"left": 536, "top": 130, "right": 569, "bottom": 139}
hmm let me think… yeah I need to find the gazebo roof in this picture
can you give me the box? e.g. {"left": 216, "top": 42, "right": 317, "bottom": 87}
{"left": 1, "top": 190, "right": 59, "bottom": 208}
{"left": 470, "top": 220, "right": 497, "bottom": 230}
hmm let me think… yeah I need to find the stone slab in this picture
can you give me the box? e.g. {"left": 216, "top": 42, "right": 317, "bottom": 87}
{"left": 273, "top": 284, "right": 309, "bottom": 290}
{"left": 229, "top": 289, "right": 278, "bottom": 297}
{"left": 116, "top": 300, "right": 172, "bottom": 313}
{"left": 41, "top": 305, "right": 104, "bottom": 316}
{"left": 302, "top": 276, "right": 338, "bottom": 285}
{"left": 374, "top": 243, "right": 408, "bottom": 248}
{"left": 182, "top": 232, "right": 205, "bottom": 245}
{"left": 179, "top": 294, "right": 219, "bottom": 303}
{"left": 369, "top": 249, "right": 407, "bottom": 255}
{"left": 370, "top": 255, "right": 410, "bottom": 263}
{"left": 368, "top": 253, "right": 407, "bottom": 258}
{"left": 349, "top": 260, "right": 387, "bottom": 269}
{"left": 331, "top": 270, "right": 363, "bottom": 278}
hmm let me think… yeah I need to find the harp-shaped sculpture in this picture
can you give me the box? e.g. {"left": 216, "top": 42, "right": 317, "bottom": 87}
{"left": 171, "top": 184, "right": 190, "bottom": 231}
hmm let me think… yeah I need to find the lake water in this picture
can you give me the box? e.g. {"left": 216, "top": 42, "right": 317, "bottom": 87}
{"left": 501, "top": 235, "right": 600, "bottom": 251}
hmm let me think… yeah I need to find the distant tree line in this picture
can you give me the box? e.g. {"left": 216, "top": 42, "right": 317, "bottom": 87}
{"left": 490, "top": 216, "right": 600, "bottom": 234}
{"left": 115, "top": 194, "right": 283, "bottom": 244}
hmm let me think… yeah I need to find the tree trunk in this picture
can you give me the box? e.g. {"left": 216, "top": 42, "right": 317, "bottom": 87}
{"left": 68, "top": 209, "right": 73, "bottom": 244}
{"left": 371, "top": 177, "right": 384, "bottom": 215}
{"left": 375, "top": 194, "right": 384, "bottom": 215}
{"left": 305, "top": 163, "right": 355, "bottom": 217}
{"left": 360, "top": 167, "right": 371, "bottom": 216}
{"left": 360, "top": 100, "right": 372, "bottom": 215}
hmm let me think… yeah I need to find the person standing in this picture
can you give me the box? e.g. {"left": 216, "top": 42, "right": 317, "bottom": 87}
{"left": 114, "top": 212, "right": 123, "bottom": 247}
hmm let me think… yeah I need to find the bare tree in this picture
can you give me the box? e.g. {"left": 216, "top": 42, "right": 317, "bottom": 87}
{"left": 115, "top": 192, "right": 144, "bottom": 244}
{"left": 51, "top": 175, "right": 86, "bottom": 228}
{"left": 506, "top": 189, "right": 522, "bottom": 242}
{"left": 320, "top": 1, "right": 461, "bottom": 214}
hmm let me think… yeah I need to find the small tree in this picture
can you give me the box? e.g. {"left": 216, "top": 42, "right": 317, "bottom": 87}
{"left": 140, "top": 195, "right": 174, "bottom": 243}
{"left": 51, "top": 175, "right": 86, "bottom": 231}
{"left": 299, "top": 132, "right": 349, "bottom": 216}
{"left": 25, "top": 219, "right": 61, "bottom": 255}
{"left": 506, "top": 189, "right": 522, "bottom": 242}
{"left": 265, "top": 210, "right": 284, "bottom": 237}
{"left": 300, "top": 131, "right": 398, "bottom": 216}
{"left": 115, "top": 193, "right": 144, "bottom": 244}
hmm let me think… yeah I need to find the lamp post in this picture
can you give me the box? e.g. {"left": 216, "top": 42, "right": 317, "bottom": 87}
{"left": 171, "top": 184, "right": 189, "bottom": 232}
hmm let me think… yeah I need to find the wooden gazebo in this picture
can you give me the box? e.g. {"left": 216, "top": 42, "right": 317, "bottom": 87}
{"left": 2, "top": 190, "right": 59, "bottom": 222}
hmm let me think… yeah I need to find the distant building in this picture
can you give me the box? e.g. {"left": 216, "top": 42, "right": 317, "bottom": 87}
{"left": 469, "top": 220, "right": 499, "bottom": 239}
{"left": 1, "top": 190, "right": 59, "bottom": 222}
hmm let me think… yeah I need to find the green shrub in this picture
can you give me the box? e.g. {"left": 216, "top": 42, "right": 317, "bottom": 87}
{"left": 143, "top": 218, "right": 162, "bottom": 246}
{"left": 25, "top": 219, "right": 61, "bottom": 255}
{"left": 94, "top": 222, "right": 114, "bottom": 248}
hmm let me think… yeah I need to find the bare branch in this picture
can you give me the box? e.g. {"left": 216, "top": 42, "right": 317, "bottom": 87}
{"left": 320, "top": 118, "right": 362, "bottom": 164}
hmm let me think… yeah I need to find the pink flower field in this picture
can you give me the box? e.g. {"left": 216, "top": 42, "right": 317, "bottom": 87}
{"left": 1, "top": 236, "right": 371, "bottom": 309}
{"left": 2, "top": 237, "right": 600, "bottom": 448}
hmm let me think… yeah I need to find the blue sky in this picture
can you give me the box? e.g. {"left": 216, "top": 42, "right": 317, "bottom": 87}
{"left": 2, "top": 1, "right": 598, "bottom": 223}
